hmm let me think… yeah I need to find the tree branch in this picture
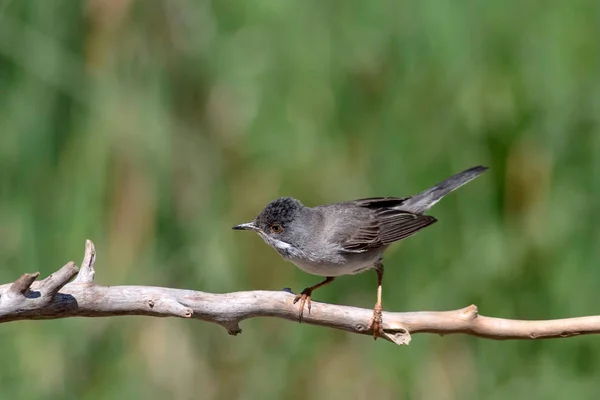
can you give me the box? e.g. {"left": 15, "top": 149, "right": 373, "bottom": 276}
{"left": 0, "top": 241, "right": 599, "bottom": 345}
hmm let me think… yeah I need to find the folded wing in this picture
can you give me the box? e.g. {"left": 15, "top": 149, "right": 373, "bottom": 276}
{"left": 339, "top": 200, "right": 437, "bottom": 252}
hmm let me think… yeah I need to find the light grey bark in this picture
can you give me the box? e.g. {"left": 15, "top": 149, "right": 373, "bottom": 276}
{"left": 1, "top": 241, "right": 599, "bottom": 345}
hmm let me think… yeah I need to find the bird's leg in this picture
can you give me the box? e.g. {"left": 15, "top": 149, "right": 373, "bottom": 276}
{"left": 369, "top": 263, "right": 384, "bottom": 339}
{"left": 293, "top": 276, "right": 335, "bottom": 323}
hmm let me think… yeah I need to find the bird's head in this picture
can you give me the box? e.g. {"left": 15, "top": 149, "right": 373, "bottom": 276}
{"left": 233, "top": 197, "right": 305, "bottom": 257}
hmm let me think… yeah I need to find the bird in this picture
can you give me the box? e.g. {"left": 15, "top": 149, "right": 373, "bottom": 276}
{"left": 233, "top": 165, "right": 488, "bottom": 339}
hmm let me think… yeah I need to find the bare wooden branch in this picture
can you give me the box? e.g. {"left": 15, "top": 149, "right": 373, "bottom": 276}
{"left": 73, "top": 239, "right": 95, "bottom": 283}
{"left": 39, "top": 262, "right": 79, "bottom": 300}
{"left": 1, "top": 241, "right": 599, "bottom": 345}
{"left": 9, "top": 272, "right": 40, "bottom": 295}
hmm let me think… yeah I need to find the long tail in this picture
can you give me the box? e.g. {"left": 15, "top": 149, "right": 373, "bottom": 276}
{"left": 401, "top": 166, "right": 488, "bottom": 213}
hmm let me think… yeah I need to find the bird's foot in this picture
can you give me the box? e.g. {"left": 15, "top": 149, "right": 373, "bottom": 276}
{"left": 293, "top": 288, "right": 313, "bottom": 323}
{"left": 369, "top": 303, "right": 384, "bottom": 340}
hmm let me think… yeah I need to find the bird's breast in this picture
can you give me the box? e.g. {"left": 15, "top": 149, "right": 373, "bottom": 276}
{"left": 267, "top": 237, "right": 382, "bottom": 276}
{"left": 286, "top": 250, "right": 382, "bottom": 277}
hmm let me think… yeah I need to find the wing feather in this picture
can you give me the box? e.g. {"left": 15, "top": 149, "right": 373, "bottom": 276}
{"left": 340, "top": 208, "right": 437, "bottom": 252}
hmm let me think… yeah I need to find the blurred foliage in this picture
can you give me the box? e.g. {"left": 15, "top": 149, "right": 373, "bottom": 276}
{"left": 1, "top": 0, "right": 600, "bottom": 399}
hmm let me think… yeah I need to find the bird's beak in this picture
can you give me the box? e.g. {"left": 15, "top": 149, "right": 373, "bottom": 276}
{"left": 232, "top": 221, "right": 258, "bottom": 231}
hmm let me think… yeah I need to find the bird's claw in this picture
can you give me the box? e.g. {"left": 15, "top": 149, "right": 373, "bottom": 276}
{"left": 293, "top": 288, "right": 312, "bottom": 323}
{"left": 369, "top": 303, "right": 384, "bottom": 340}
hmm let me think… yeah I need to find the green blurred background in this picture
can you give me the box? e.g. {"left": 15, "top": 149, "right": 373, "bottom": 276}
{"left": 1, "top": 1, "right": 600, "bottom": 399}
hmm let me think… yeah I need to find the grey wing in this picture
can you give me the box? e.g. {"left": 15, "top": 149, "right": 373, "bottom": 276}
{"left": 347, "top": 197, "right": 410, "bottom": 209}
{"left": 340, "top": 208, "right": 437, "bottom": 253}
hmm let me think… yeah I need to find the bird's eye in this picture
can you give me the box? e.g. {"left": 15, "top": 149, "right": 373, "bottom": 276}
{"left": 270, "top": 224, "right": 283, "bottom": 234}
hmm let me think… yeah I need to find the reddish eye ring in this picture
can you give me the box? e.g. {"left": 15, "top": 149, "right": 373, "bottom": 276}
{"left": 270, "top": 224, "right": 283, "bottom": 234}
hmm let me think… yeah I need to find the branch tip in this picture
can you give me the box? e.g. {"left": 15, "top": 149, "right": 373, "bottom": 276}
{"left": 74, "top": 240, "right": 96, "bottom": 283}
{"left": 9, "top": 272, "right": 40, "bottom": 295}
{"left": 225, "top": 323, "right": 242, "bottom": 336}
{"left": 40, "top": 262, "right": 80, "bottom": 299}
{"left": 384, "top": 330, "right": 411, "bottom": 345}
{"left": 150, "top": 297, "right": 193, "bottom": 318}
{"left": 461, "top": 304, "right": 479, "bottom": 319}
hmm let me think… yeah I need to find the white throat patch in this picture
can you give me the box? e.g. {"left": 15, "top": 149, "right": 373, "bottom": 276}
{"left": 272, "top": 238, "right": 292, "bottom": 250}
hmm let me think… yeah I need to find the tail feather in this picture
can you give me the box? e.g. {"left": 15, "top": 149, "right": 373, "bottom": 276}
{"left": 402, "top": 166, "right": 488, "bottom": 213}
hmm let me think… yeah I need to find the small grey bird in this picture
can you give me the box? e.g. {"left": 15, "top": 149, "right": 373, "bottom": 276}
{"left": 233, "top": 166, "right": 487, "bottom": 339}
